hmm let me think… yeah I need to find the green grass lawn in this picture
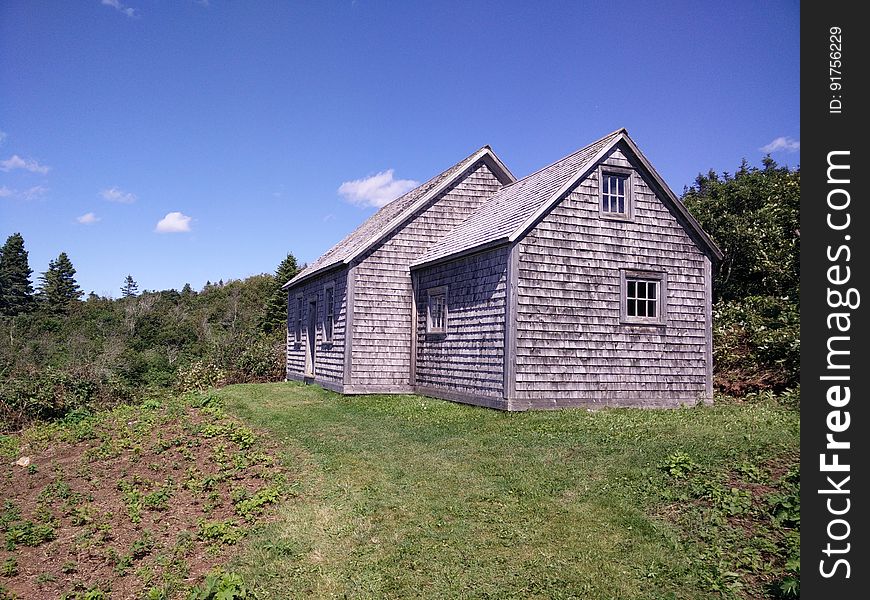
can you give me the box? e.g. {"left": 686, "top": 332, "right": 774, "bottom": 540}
{"left": 217, "top": 382, "right": 800, "bottom": 600}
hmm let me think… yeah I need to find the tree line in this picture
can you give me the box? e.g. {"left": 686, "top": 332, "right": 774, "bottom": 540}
{"left": 0, "top": 237, "right": 299, "bottom": 429}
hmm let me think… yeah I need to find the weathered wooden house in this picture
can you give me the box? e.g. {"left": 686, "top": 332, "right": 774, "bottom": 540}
{"left": 283, "top": 129, "right": 722, "bottom": 410}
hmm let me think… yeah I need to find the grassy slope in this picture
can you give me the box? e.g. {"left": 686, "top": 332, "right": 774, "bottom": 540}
{"left": 218, "top": 382, "right": 799, "bottom": 600}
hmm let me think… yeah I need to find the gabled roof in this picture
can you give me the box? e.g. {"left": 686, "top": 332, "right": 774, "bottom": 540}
{"left": 412, "top": 129, "right": 723, "bottom": 269}
{"left": 283, "top": 146, "right": 515, "bottom": 289}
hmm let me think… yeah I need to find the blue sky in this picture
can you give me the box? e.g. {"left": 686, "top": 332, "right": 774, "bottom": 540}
{"left": 1, "top": 0, "right": 799, "bottom": 297}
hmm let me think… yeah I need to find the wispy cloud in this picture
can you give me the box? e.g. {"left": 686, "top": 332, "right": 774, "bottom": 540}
{"left": 0, "top": 154, "right": 51, "bottom": 174}
{"left": 760, "top": 136, "right": 800, "bottom": 153}
{"left": 338, "top": 169, "right": 419, "bottom": 208}
{"left": 155, "top": 211, "right": 192, "bottom": 233}
{"left": 0, "top": 131, "right": 7, "bottom": 145}
{"left": 0, "top": 185, "right": 49, "bottom": 201}
{"left": 101, "top": 186, "right": 137, "bottom": 204}
{"left": 77, "top": 212, "right": 101, "bottom": 225}
{"left": 101, "top": 0, "right": 138, "bottom": 18}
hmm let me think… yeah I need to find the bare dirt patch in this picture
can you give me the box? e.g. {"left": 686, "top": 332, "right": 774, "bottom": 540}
{"left": 0, "top": 394, "right": 287, "bottom": 599}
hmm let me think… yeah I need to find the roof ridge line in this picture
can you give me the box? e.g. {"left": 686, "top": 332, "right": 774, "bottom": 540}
{"left": 496, "top": 128, "right": 626, "bottom": 190}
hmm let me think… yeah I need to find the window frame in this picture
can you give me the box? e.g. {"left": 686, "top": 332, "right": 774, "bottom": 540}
{"left": 620, "top": 269, "right": 667, "bottom": 326}
{"left": 598, "top": 165, "right": 634, "bottom": 221}
{"left": 295, "top": 294, "right": 304, "bottom": 343}
{"left": 426, "top": 285, "right": 448, "bottom": 336}
{"left": 323, "top": 282, "right": 335, "bottom": 344}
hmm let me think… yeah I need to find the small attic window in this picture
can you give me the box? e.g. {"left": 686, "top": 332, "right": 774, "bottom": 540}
{"left": 599, "top": 166, "right": 634, "bottom": 220}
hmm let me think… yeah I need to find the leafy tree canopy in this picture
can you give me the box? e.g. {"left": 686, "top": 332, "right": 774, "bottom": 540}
{"left": 682, "top": 157, "right": 799, "bottom": 303}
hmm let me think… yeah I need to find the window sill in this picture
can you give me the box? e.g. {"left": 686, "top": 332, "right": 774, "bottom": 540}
{"left": 620, "top": 318, "right": 666, "bottom": 328}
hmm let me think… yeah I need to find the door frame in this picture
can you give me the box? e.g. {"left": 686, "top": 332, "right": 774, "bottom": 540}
{"left": 304, "top": 297, "right": 317, "bottom": 377}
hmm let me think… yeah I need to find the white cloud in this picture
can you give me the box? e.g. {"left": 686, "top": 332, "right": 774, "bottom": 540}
{"left": 155, "top": 211, "right": 192, "bottom": 233}
{"left": 0, "top": 185, "right": 48, "bottom": 200}
{"left": 77, "top": 212, "right": 101, "bottom": 224}
{"left": 102, "top": 0, "right": 138, "bottom": 18}
{"left": 760, "top": 136, "right": 800, "bottom": 153}
{"left": 0, "top": 154, "right": 50, "bottom": 174}
{"left": 101, "top": 186, "right": 137, "bottom": 203}
{"left": 338, "top": 169, "right": 419, "bottom": 208}
{"left": 21, "top": 185, "right": 49, "bottom": 200}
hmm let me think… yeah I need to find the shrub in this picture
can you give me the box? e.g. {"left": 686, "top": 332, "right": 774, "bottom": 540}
{"left": 175, "top": 361, "right": 226, "bottom": 393}
{"left": 0, "top": 365, "right": 132, "bottom": 430}
{"left": 712, "top": 296, "right": 799, "bottom": 396}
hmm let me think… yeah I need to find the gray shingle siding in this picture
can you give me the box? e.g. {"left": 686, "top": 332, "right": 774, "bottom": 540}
{"left": 413, "top": 246, "right": 509, "bottom": 402}
{"left": 285, "top": 267, "right": 348, "bottom": 388}
{"left": 511, "top": 147, "right": 711, "bottom": 409}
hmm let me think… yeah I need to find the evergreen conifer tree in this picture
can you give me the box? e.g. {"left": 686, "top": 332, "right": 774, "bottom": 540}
{"left": 120, "top": 275, "right": 139, "bottom": 298}
{"left": 0, "top": 232, "right": 35, "bottom": 316}
{"left": 39, "top": 252, "right": 83, "bottom": 311}
{"left": 263, "top": 252, "right": 299, "bottom": 333}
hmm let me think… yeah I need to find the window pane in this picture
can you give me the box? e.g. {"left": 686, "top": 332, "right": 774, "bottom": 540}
{"left": 637, "top": 300, "right": 647, "bottom": 317}
{"left": 627, "top": 281, "right": 636, "bottom": 298}
{"left": 627, "top": 299, "right": 636, "bottom": 316}
{"left": 648, "top": 283, "right": 656, "bottom": 299}
{"left": 648, "top": 300, "right": 657, "bottom": 317}
{"left": 617, "top": 177, "right": 624, "bottom": 195}
{"left": 618, "top": 197, "right": 624, "bottom": 214}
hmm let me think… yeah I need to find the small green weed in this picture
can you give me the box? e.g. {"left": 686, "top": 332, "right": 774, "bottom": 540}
{"left": 234, "top": 486, "right": 281, "bottom": 521}
{"left": 5, "top": 520, "right": 56, "bottom": 550}
{"left": 1, "top": 558, "right": 18, "bottom": 577}
{"left": 661, "top": 451, "right": 698, "bottom": 478}
{"left": 188, "top": 570, "right": 255, "bottom": 599}
{"left": 197, "top": 520, "right": 244, "bottom": 545}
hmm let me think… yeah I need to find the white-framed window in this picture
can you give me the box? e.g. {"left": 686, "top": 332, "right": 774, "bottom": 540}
{"left": 620, "top": 269, "right": 667, "bottom": 325}
{"left": 426, "top": 286, "right": 447, "bottom": 335}
{"left": 323, "top": 283, "right": 335, "bottom": 343}
{"left": 295, "top": 294, "right": 303, "bottom": 343}
{"left": 599, "top": 166, "right": 633, "bottom": 220}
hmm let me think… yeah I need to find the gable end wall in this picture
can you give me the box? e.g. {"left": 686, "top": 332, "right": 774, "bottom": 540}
{"left": 513, "top": 145, "right": 711, "bottom": 409}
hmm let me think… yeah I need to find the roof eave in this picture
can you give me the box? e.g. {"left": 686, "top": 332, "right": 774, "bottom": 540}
{"left": 410, "top": 237, "right": 512, "bottom": 271}
{"left": 281, "top": 261, "right": 345, "bottom": 291}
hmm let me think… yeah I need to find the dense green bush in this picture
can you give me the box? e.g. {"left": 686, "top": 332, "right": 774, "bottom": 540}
{"left": 0, "top": 366, "right": 132, "bottom": 431}
{"left": 712, "top": 296, "right": 799, "bottom": 395}
{"left": 683, "top": 159, "right": 799, "bottom": 396}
